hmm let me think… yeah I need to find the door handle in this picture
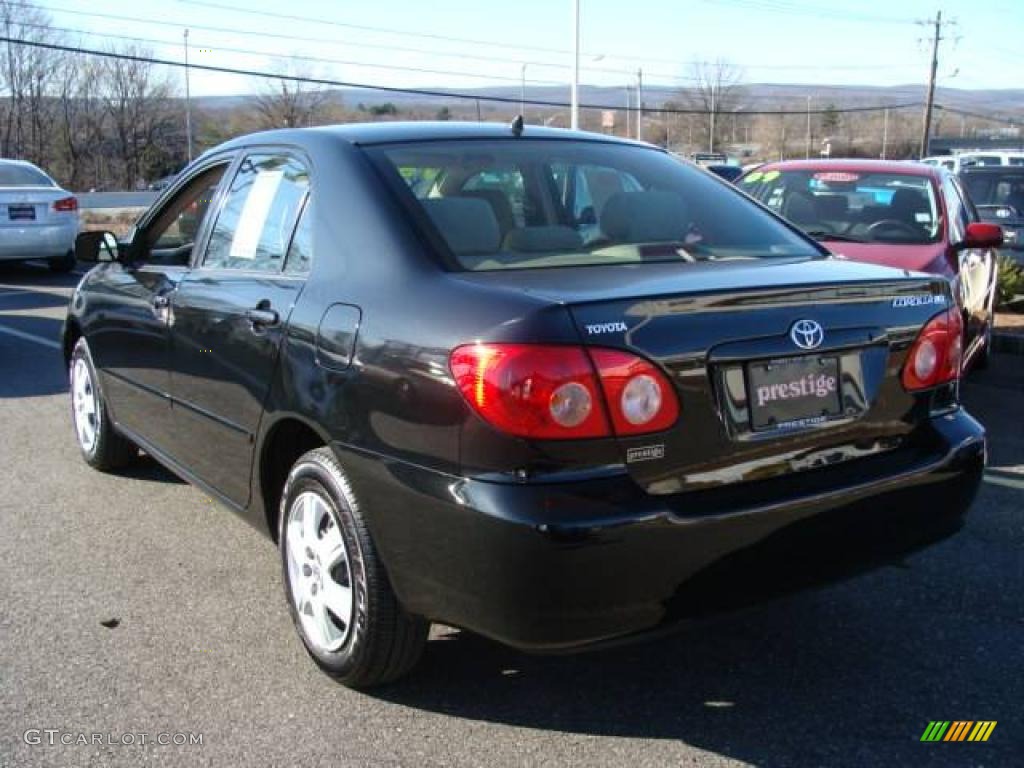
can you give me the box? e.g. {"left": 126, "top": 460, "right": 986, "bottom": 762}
{"left": 245, "top": 306, "right": 280, "bottom": 328}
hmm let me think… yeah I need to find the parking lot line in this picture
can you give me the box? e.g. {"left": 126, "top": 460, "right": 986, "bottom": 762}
{"left": 983, "top": 470, "right": 1024, "bottom": 491}
{"left": 0, "top": 323, "right": 61, "bottom": 351}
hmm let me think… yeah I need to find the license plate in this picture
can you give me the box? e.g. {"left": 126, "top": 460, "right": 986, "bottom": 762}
{"left": 8, "top": 205, "right": 35, "bottom": 221}
{"left": 747, "top": 355, "right": 841, "bottom": 431}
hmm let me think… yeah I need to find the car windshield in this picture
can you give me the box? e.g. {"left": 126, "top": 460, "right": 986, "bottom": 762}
{"left": 741, "top": 169, "right": 941, "bottom": 245}
{"left": 0, "top": 163, "right": 53, "bottom": 187}
{"left": 961, "top": 171, "right": 1024, "bottom": 211}
{"left": 369, "top": 139, "right": 820, "bottom": 271}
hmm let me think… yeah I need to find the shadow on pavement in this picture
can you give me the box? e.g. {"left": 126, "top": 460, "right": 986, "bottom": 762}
{"left": 117, "top": 454, "right": 187, "bottom": 485}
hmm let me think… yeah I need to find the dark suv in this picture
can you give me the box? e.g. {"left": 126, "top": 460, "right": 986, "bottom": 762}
{"left": 65, "top": 123, "right": 985, "bottom": 687}
{"left": 960, "top": 165, "right": 1024, "bottom": 264}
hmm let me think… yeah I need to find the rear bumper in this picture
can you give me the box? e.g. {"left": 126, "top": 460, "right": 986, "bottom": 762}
{"left": 0, "top": 220, "right": 77, "bottom": 261}
{"left": 336, "top": 409, "right": 985, "bottom": 651}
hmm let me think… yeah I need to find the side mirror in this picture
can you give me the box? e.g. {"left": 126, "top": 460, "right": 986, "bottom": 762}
{"left": 960, "top": 221, "right": 1004, "bottom": 250}
{"left": 577, "top": 206, "right": 597, "bottom": 226}
{"left": 75, "top": 231, "right": 120, "bottom": 263}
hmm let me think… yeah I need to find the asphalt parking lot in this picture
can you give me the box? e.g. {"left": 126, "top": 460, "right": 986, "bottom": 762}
{"left": 0, "top": 262, "right": 1020, "bottom": 767}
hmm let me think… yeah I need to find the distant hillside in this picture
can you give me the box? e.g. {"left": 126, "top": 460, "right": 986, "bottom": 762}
{"left": 195, "top": 83, "right": 1024, "bottom": 117}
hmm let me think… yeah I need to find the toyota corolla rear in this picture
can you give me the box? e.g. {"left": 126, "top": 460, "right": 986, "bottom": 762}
{"left": 0, "top": 159, "right": 79, "bottom": 262}
{"left": 357, "top": 135, "right": 986, "bottom": 650}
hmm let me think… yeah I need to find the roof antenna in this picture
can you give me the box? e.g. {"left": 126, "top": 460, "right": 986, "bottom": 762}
{"left": 510, "top": 114, "right": 524, "bottom": 137}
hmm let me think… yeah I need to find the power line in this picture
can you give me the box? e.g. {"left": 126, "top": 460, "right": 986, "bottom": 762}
{"left": 0, "top": 35, "right": 926, "bottom": 117}
{"left": 28, "top": 0, "right": 702, "bottom": 83}
{"left": 700, "top": 0, "right": 916, "bottom": 25}
{"left": 8, "top": 19, "right": 571, "bottom": 86}
{"left": 28, "top": 0, "right": 917, "bottom": 84}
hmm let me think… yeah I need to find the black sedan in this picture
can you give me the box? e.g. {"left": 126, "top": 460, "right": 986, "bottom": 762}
{"left": 64, "top": 122, "right": 985, "bottom": 687}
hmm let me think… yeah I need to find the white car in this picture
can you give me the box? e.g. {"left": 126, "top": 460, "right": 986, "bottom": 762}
{"left": 922, "top": 152, "right": 1024, "bottom": 174}
{"left": 0, "top": 159, "right": 79, "bottom": 272}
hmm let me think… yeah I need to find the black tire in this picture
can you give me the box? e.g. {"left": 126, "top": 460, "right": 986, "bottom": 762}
{"left": 49, "top": 251, "right": 76, "bottom": 273}
{"left": 69, "top": 337, "right": 136, "bottom": 470}
{"left": 279, "top": 447, "right": 428, "bottom": 688}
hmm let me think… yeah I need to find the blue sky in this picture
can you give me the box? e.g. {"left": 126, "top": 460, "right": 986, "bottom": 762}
{"left": 33, "top": 0, "right": 1024, "bottom": 97}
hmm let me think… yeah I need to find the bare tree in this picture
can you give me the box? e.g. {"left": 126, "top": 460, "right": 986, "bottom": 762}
{"left": 1, "top": 0, "right": 62, "bottom": 163}
{"left": 101, "top": 45, "right": 177, "bottom": 189}
{"left": 682, "top": 59, "right": 745, "bottom": 154}
{"left": 254, "top": 61, "right": 329, "bottom": 129}
{"left": 54, "top": 54, "right": 106, "bottom": 188}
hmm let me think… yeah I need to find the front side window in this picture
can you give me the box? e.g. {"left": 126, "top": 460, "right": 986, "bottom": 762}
{"left": 742, "top": 169, "right": 941, "bottom": 245}
{"left": 145, "top": 163, "right": 229, "bottom": 265}
{"left": 203, "top": 154, "right": 310, "bottom": 272}
{"left": 370, "top": 140, "right": 820, "bottom": 271}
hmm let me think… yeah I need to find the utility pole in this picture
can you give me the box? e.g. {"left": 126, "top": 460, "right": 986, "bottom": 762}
{"left": 881, "top": 107, "right": 889, "bottom": 159}
{"left": 920, "top": 10, "right": 943, "bottom": 158}
{"left": 570, "top": 0, "right": 580, "bottom": 130}
{"left": 183, "top": 29, "right": 194, "bottom": 163}
{"left": 805, "top": 96, "right": 811, "bottom": 159}
{"left": 636, "top": 68, "right": 643, "bottom": 141}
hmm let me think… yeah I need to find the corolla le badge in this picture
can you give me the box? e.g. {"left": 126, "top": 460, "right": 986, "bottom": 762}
{"left": 790, "top": 319, "right": 824, "bottom": 350}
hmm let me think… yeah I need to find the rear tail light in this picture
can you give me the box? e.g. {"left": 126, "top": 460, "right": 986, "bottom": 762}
{"left": 450, "top": 343, "right": 679, "bottom": 440}
{"left": 52, "top": 196, "right": 78, "bottom": 212}
{"left": 901, "top": 308, "right": 963, "bottom": 391}
{"left": 588, "top": 348, "right": 679, "bottom": 435}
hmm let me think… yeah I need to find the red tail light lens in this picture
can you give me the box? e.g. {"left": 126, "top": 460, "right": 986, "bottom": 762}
{"left": 901, "top": 308, "right": 963, "bottom": 391}
{"left": 588, "top": 348, "right": 680, "bottom": 435}
{"left": 450, "top": 344, "right": 609, "bottom": 439}
{"left": 450, "top": 343, "right": 679, "bottom": 440}
{"left": 52, "top": 196, "right": 78, "bottom": 212}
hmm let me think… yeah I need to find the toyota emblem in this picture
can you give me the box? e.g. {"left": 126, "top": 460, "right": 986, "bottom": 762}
{"left": 790, "top": 319, "right": 824, "bottom": 350}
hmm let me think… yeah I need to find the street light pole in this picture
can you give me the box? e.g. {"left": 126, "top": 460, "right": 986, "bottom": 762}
{"left": 520, "top": 63, "right": 526, "bottom": 116}
{"left": 636, "top": 67, "right": 643, "bottom": 141}
{"left": 805, "top": 96, "right": 811, "bottom": 159}
{"left": 570, "top": 0, "right": 580, "bottom": 130}
{"left": 183, "top": 28, "right": 194, "bottom": 163}
{"left": 708, "top": 81, "right": 716, "bottom": 154}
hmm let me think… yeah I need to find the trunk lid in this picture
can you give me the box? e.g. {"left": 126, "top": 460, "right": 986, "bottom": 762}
{"left": 458, "top": 256, "right": 953, "bottom": 495}
{"left": 0, "top": 186, "right": 70, "bottom": 228}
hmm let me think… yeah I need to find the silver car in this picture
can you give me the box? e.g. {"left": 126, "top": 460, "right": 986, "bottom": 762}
{"left": 0, "top": 159, "right": 79, "bottom": 272}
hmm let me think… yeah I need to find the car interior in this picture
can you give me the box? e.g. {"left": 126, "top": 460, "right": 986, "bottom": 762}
{"left": 377, "top": 142, "right": 819, "bottom": 271}
{"left": 748, "top": 172, "right": 941, "bottom": 244}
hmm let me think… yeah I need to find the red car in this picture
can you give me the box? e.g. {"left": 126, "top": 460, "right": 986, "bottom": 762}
{"left": 740, "top": 160, "right": 1002, "bottom": 369}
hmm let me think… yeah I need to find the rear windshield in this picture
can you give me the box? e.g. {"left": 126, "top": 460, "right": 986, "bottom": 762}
{"left": 369, "top": 139, "right": 820, "bottom": 271}
{"left": 741, "top": 169, "right": 941, "bottom": 245}
{"left": 0, "top": 163, "right": 53, "bottom": 187}
{"left": 961, "top": 171, "right": 1024, "bottom": 210}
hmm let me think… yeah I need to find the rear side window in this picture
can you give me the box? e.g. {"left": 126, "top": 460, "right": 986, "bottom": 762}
{"left": 203, "top": 154, "right": 309, "bottom": 272}
{"left": 369, "top": 140, "right": 819, "bottom": 271}
{"left": 0, "top": 163, "right": 53, "bottom": 186}
{"left": 284, "top": 198, "right": 313, "bottom": 275}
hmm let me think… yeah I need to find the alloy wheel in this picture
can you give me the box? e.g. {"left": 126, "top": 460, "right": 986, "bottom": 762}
{"left": 71, "top": 358, "right": 99, "bottom": 453}
{"left": 285, "top": 491, "right": 354, "bottom": 653}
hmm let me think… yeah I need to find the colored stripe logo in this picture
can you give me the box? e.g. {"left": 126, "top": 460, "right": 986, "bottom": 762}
{"left": 920, "top": 721, "right": 997, "bottom": 742}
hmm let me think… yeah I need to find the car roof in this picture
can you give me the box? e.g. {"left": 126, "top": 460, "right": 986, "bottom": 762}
{"left": 959, "top": 165, "right": 1024, "bottom": 174}
{"left": 211, "top": 121, "right": 652, "bottom": 153}
{"left": 0, "top": 158, "right": 42, "bottom": 168}
{"left": 753, "top": 158, "right": 943, "bottom": 178}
